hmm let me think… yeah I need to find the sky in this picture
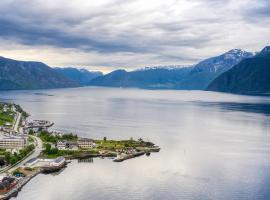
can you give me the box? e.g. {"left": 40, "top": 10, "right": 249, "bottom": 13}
{"left": 0, "top": 0, "right": 269, "bottom": 73}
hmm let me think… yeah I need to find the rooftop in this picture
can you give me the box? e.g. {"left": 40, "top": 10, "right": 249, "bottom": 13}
{"left": 54, "top": 156, "right": 65, "bottom": 164}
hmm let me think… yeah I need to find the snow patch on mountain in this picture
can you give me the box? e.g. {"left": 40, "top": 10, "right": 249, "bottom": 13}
{"left": 134, "top": 65, "right": 193, "bottom": 72}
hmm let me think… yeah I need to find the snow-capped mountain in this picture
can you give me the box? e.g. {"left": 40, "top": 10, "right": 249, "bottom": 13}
{"left": 191, "top": 49, "right": 254, "bottom": 74}
{"left": 207, "top": 46, "right": 270, "bottom": 95}
{"left": 175, "top": 49, "right": 255, "bottom": 90}
{"left": 88, "top": 66, "right": 193, "bottom": 89}
{"left": 88, "top": 49, "right": 254, "bottom": 90}
{"left": 134, "top": 65, "right": 192, "bottom": 72}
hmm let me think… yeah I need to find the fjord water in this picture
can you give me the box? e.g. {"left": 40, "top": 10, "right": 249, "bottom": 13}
{"left": 1, "top": 87, "right": 270, "bottom": 200}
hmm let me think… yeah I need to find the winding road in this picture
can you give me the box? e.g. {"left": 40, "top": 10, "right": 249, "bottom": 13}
{"left": 6, "top": 136, "right": 43, "bottom": 173}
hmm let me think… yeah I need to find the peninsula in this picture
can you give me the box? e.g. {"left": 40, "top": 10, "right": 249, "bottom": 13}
{"left": 0, "top": 102, "right": 160, "bottom": 199}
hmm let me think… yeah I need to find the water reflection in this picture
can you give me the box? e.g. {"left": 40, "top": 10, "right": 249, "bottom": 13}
{"left": 78, "top": 158, "right": 94, "bottom": 163}
{"left": 193, "top": 101, "right": 270, "bottom": 116}
{"left": 0, "top": 88, "right": 269, "bottom": 200}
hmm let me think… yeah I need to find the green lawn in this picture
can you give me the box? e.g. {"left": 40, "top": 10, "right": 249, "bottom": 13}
{"left": 94, "top": 139, "right": 155, "bottom": 151}
{"left": 0, "top": 112, "right": 15, "bottom": 126}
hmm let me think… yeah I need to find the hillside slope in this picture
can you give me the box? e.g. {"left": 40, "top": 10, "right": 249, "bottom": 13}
{"left": 55, "top": 67, "right": 102, "bottom": 86}
{"left": 207, "top": 46, "right": 270, "bottom": 95}
{"left": 0, "top": 56, "right": 79, "bottom": 90}
{"left": 177, "top": 49, "right": 254, "bottom": 90}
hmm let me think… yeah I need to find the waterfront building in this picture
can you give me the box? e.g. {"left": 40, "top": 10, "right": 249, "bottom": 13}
{"left": 50, "top": 156, "right": 65, "bottom": 167}
{"left": 78, "top": 138, "right": 96, "bottom": 149}
{"left": 56, "top": 141, "right": 78, "bottom": 150}
{"left": 2, "top": 105, "right": 8, "bottom": 113}
{"left": 24, "top": 157, "right": 66, "bottom": 172}
{"left": 0, "top": 136, "right": 28, "bottom": 150}
{"left": 25, "top": 157, "right": 66, "bottom": 167}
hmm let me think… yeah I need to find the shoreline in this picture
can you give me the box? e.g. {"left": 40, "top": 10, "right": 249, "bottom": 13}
{"left": 0, "top": 170, "right": 41, "bottom": 200}
{"left": 0, "top": 102, "right": 160, "bottom": 199}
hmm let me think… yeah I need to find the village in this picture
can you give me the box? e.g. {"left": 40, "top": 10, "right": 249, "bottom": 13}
{"left": 0, "top": 102, "right": 160, "bottom": 199}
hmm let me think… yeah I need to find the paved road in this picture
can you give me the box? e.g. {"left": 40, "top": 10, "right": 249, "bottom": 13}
{"left": 7, "top": 135, "right": 43, "bottom": 173}
{"left": 13, "top": 112, "right": 22, "bottom": 132}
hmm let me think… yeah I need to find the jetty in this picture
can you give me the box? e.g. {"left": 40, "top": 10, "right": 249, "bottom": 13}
{"left": 114, "top": 151, "right": 145, "bottom": 162}
{"left": 114, "top": 146, "right": 160, "bottom": 162}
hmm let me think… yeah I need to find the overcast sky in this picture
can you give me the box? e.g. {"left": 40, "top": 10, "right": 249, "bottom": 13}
{"left": 0, "top": 0, "right": 269, "bottom": 72}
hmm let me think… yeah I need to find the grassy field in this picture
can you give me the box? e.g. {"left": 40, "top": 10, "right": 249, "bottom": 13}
{"left": 0, "top": 112, "right": 15, "bottom": 126}
{"left": 94, "top": 139, "right": 155, "bottom": 151}
{"left": 0, "top": 103, "right": 16, "bottom": 126}
{"left": 42, "top": 147, "right": 100, "bottom": 159}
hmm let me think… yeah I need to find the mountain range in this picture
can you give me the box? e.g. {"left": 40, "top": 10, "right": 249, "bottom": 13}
{"left": 0, "top": 46, "right": 269, "bottom": 95}
{"left": 88, "top": 49, "right": 253, "bottom": 90}
{"left": 207, "top": 46, "right": 270, "bottom": 95}
{"left": 89, "top": 66, "right": 193, "bottom": 89}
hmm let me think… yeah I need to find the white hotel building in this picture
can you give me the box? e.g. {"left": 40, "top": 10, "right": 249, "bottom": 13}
{"left": 0, "top": 136, "right": 28, "bottom": 150}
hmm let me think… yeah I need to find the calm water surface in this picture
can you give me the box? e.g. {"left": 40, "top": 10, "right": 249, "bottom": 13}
{"left": 1, "top": 87, "right": 270, "bottom": 200}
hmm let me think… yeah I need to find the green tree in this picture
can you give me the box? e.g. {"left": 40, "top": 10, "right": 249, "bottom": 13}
{"left": 29, "top": 129, "right": 34, "bottom": 135}
{"left": 49, "top": 148, "right": 59, "bottom": 155}
{"left": 10, "top": 157, "right": 18, "bottom": 165}
{"left": 45, "top": 143, "right": 51, "bottom": 153}
{"left": 4, "top": 152, "right": 11, "bottom": 164}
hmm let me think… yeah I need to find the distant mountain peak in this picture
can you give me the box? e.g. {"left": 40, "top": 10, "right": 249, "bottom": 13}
{"left": 191, "top": 48, "right": 253, "bottom": 74}
{"left": 223, "top": 49, "right": 254, "bottom": 59}
{"left": 79, "top": 68, "right": 89, "bottom": 73}
{"left": 261, "top": 46, "right": 270, "bottom": 53}
{"left": 257, "top": 46, "right": 270, "bottom": 58}
{"left": 54, "top": 67, "right": 103, "bottom": 86}
{"left": 226, "top": 49, "right": 246, "bottom": 54}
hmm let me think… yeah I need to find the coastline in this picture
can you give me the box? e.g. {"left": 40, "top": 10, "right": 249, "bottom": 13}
{"left": 0, "top": 102, "right": 160, "bottom": 199}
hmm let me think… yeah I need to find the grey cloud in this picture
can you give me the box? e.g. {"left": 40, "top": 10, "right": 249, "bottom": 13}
{"left": 0, "top": 0, "right": 269, "bottom": 69}
{"left": 245, "top": 0, "right": 270, "bottom": 18}
{"left": 0, "top": 16, "right": 144, "bottom": 54}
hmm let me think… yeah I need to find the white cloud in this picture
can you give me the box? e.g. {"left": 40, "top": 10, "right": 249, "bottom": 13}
{"left": 0, "top": 0, "right": 269, "bottom": 72}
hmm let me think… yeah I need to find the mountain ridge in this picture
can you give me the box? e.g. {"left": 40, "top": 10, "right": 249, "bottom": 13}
{"left": 89, "top": 66, "right": 194, "bottom": 89}
{"left": 88, "top": 49, "right": 253, "bottom": 89}
{"left": 55, "top": 67, "right": 103, "bottom": 86}
{"left": 207, "top": 46, "right": 270, "bottom": 95}
{"left": 0, "top": 56, "right": 79, "bottom": 90}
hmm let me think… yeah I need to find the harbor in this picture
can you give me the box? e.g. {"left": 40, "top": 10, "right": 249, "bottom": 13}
{"left": 25, "top": 120, "right": 54, "bottom": 130}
